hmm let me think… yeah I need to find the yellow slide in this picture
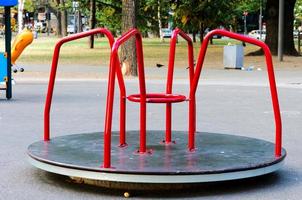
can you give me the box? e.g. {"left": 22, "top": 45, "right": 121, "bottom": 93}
{"left": 11, "top": 28, "right": 34, "bottom": 65}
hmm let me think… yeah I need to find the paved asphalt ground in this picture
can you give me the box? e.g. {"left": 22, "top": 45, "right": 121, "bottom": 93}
{"left": 1, "top": 67, "right": 302, "bottom": 199}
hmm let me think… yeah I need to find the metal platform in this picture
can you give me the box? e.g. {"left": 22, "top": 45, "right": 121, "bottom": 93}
{"left": 28, "top": 131, "right": 286, "bottom": 184}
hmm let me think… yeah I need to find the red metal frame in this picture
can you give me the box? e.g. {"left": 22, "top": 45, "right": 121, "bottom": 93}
{"left": 44, "top": 28, "right": 115, "bottom": 141}
{"left": 44, "top": 28, "right": 281, "bottom": 170}
{"left": 165, "top": 28, "right": 194, "bottom": 143}
{"left": 127, "top": 93, "right": 187, "bottom": 103}
{"left": 188, "top": 29, "right": 282, "bottom": 157}
{"left": 103, "top": 28, "right": 195, "bottom": 168}
{"left": 103, "top": 29, "right": 146, "bottom": 168}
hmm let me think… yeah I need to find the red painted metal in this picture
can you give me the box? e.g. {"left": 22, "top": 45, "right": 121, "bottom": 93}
{"left": 189, "top": 29, "right": 282, "bottom": 157}
{"left": 103, "top": 29, "right": 146, "bottom": 168}
{"left": 104, "top": 28, "right": 195, "bottom": 167}
{"left": 45, "top": 27, "right": 281, "bottom": 170}
{"left": 127, "top": 93, "right": 187, "bottom": 103}
{"left": 115, "top": 57, "right": 127, "bottom": 147}
{"left": 165, "top": 28, "right": 194, "bottom": 143}
{"left": 43, "top": 28, "right": 115, "bottom": 141}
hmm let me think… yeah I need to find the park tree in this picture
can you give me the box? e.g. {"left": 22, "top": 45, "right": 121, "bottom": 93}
{"left": 172, "top": 0, "right": 298, "bottom": 56}
{"left": 18, "top": 0, "right": 38, "bottom": 32}
{"left": 18, "top": 0, "right": 25, "bottom": 33}
{"left": 120, "top": 0, "right": 137, "bottom": 76}
{"left": 294, "top": 0, "right": 302, "bottom": 28}
{"left": 89, "top": 0, "right": 96, "bottom": 48}
{"left": 263, "top": 0, "right": 298, "bottom": 55}
{"left": 95, "top": 0, "right": 121, "bottom": 35}
{"left": 172, "top": 0, "right": 203, "bottom": 42}
{"left": 76, "top": 0, "right": 168, "bottom": 40}
{"left": 143, "top": 0, "right": 170, "bottom": 41}
{"left": 172, "top": 0, "right": 238, "bottom": 43}
{"left": 157, "top": 0, "right": 164, "bottom": 41}
{"left": 78, "top": 0, "right": 122, "bottom": 47}
{"left": 34, "top": 0, "right": 69, "bottom": 37}
{"left": 24, "top": 0, "right": 68, "bottom": 37}
{"left": 232, "top": 0, "right": 262, "bottom": 33}
{"left": 59, "top": 0, "right": 68, "bottom": 36}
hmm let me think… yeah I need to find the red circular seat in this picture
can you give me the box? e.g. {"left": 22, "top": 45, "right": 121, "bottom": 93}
{"left": 127, "top": 93, "right": 187, "bottom": 103}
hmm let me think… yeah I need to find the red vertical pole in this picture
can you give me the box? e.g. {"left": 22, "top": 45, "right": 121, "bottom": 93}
{"left": 165, "top": 103, "right": 172, "bottom": 143}
{"left": 115, "top": 58, "right": 127, "bottom": 147}
{"left": 166, "top": 28, "right": 194, "bottom": 144}
{"left": 263, "top": 46, "right": 282, "bottom": 157}
{"left": 188, "top": 35, "right": 208, "bottom": 151}
{"left": 44, "top": 42, "right": 61, "bottom": 141}
{"left": 103, "top": 29, "right": 147, "bottom": 168}
{"left": 119, "top": 95, "right": 126, "bottom": 147}
{"left": 103, "top": 51, "right": 117, "bottom": 168}
{"left": 188, "top": 95, "right": 196, "bottom": 151}
{"left": 165, "top": 32, "right": 177, "bottom": 143}
{"left": 136, "top": 34, "right": 147, "bottom": 153}
{"left": 187, "top": 33, "right": 195, "bottom": 141}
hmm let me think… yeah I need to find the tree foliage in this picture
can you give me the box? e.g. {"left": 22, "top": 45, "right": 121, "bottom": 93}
{"left": 248, "top": 0, "right": 298, "bottom": 56}
{"left": 140, "top": 0, "right": 170, "bottom": 37}
{"left": 28, "top": 0, "right": 301, "bottom": 56}
{"left": 24, "top": 0, "right": 35, "bottom": 12}
{"left": 171, "top": 0, "right": 241, "bottom": 41}
{"left": 295, "top": 0, "right": 302, "bottom": 27}
{"left": 77, "top": 0, "right": 121, "bottom": 36}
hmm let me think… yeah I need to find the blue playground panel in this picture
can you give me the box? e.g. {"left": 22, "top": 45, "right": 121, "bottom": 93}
{"left": 0, "top": 53, "right": 7, "bottom": 82}
{"left": 0, "top": 0, "right": 18, "bottom": 6}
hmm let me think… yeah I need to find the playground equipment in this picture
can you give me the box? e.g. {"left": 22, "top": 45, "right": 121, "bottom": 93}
{"left": 0, "top": 0, "right": 33, "bottom": 98}
{"left": 11, "top": 28, "right": 34, "bottom": 72}
{"left": 28, "top": 28, "right": 286, "bottom": 190}
{"left": 0, "top": 0, "right": 17, "bottom": 99}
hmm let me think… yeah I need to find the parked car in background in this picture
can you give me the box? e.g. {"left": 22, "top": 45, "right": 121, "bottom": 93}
{"left": 162, "top": 28, "right": 172, "bottom": 38}
{"left": 248, "top": 30, "right": 266, "bottom": 40}
{"left": 67, "top": 24, "right": 75, "bottom": 34}
{"left": 204, "top": 27, "right": 222, "bottom": 38}
{"left": 293, "top": 30, "right": 302, "bottom": 38}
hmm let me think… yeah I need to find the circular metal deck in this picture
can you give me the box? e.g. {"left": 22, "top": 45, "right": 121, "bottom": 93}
{"left": 28, "top": 131, "right": 286, "bottom": 184}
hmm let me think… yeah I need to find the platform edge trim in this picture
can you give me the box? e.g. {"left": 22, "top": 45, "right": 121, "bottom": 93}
{"left": 28, "top": 155, "right": 285, "bottom": 183}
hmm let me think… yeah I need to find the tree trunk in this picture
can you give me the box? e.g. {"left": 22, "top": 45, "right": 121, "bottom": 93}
{"left": 192, "top": 31, "right": 196, "bottom": 43}
{"left": 60, "top": 0, "right": 67, "bottom": 37}
{"left": 61, "top": 10, "right": 67, "bottom": 37}
{"left": 121, "top": 0, "right": 137, "bottom": 76}
{"left": 283, "top": 0, "right": 298, "bottom": 55}
{"left": 199, "top": 23, "right": 204, "bottom": 43}
{"left": 157, "top": 0, "right": 164, "bottom": 42}
{"left": 49, "top": 0, "right": 62, "bottom": 37}
{"left": 265, "top": 0, "right": 279, "bottom": 55}
{"left": 56, "top": 10, "right": 62, "bottom": 37}
{"left": 89, "top": 0, "right": 96, "bottom": 48}
{"left": 18, "top": 0, "right": 24, "bottom": 33}
{"left": 251, "top": 0, "right": 298, "bottom": 56}
{"left": 77, "top": 10, "right": 82, "bottom": 33}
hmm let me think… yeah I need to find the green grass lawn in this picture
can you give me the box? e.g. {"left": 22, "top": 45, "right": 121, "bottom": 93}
{"left": 0, "top": 34, "right": 264, "bottom": 68}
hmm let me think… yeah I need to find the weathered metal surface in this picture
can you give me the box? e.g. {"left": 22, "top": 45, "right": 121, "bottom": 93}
{"left": 28, "top": 131, "right": 286, "bottom": 175}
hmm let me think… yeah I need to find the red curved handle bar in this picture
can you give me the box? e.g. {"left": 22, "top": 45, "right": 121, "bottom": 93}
{"left": 127, "top": 93, "right": 187, "bottom": 103}
{"left": 165, "top": 28, "right": 195, "bottom": 143}
{"left": 103, "top": 28, "right": 146, "bottom": 168}
{"left": 166, "top": 28, "right": 194, "bottom": 93}
{"left": 188, "top": 29, "right": 282, "bottom": 156}
{"left": 44, "top": 28, "right": 115, "bottom": 141}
